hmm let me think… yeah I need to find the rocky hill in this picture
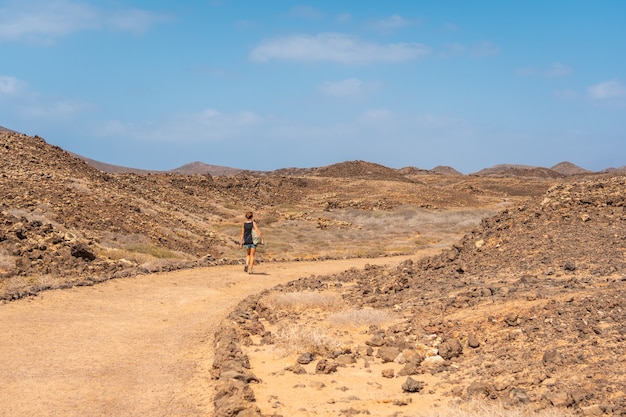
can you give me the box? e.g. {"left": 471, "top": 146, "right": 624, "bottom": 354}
{"left": 0, "top": 131, "right": 321, "bottom": 298}
{"left": 2, "top": 130, "right": 622, "bottom": 302}
{"left": 551, "top": 161, "right": 591, "bottom": 176}
{"left": 310, "top": 160, "right": 414, "bottom": 182}
{"left": 215, "top": 175, "right": 626, "bottom": 416}
{"left": 473, "top": 164, "right": 566, "bottom": 179}
{"left": 1, "top": 129, "right": 625, "bottom": 415}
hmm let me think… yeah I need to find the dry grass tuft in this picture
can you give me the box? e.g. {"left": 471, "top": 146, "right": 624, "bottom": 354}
{"left": 262, "top": 290, "right": 345, "bottom": 312}
{"left": 327, "top": 308, "right": 393, "bottom": 327}
{"left": 272, "top": 323, "right": 341, "bottom": 356}
{"left": 424, "top": 398, "right": 574, "bottom": 417}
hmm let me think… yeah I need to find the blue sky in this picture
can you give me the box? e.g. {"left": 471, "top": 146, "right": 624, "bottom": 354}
{"left": 1, "top": 0, "right": 625, "bottom": 173}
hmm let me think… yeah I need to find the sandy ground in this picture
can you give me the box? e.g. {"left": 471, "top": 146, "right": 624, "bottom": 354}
{"left": 0, "top": 254, "right": 429, "bottom": 417}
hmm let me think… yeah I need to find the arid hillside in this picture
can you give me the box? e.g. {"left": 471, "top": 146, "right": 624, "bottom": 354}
{"left": 214, "top": 176, "right": 625, "bottom": 417}
{"left": 1, "top": 130, "right": 575, "bottom": 300}
{"left": 1, "top": 130, "right": 625, "bottom": 416}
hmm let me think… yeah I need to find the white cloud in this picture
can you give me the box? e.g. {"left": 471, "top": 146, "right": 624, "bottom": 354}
{"left": 106, "top": 8, "right": 170, "bottom": 34}
{"left": 470, "top": 41, "right": 499, "bottom": 57}
{"left": 588, "top": 80, "right": 626, "bottom": 100}
{"left": 19, "top": 98, "right": 94, "bottom": 120}
{"left": 357, "top": 109, "right": 395, "bottom": 126}
{"left": 517, "top": 63, "right": 572, "bottom": 78}
{"left": 412, "top": 113, "right": 461, "bottom": 129}
{"left": 101, "top": 109, "right": 263, "bottom": 143}
{"left": 441, "top": 41, "right": 499, "bottom": 58}
{"left": 0, "top": 74, "right": 92, "bottom": 121}
{"left": 335, "top": 13, "right": 352, "bottom": 24}
{"left": 250, "top": 33, "right": 430, "bottom": 64}
{"left": 444, "top": 22, "right": 460, "bottom": 32}
{"left": 0, "top": 75, "right": 25, "bottom": 95}
{"left": 0, "top": 0, "right": 169, "bottom": 44}
{"left": 371, "top": 14, "right": 411, "bottom": 32}
{"left": 544, "top": 62, "right": 572, "bottom": 78}
{"left": 318, "top": 78, "right": 376, "bottom": 98}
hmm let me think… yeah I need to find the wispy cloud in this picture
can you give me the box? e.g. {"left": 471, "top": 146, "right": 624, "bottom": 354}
{"left": 250, "top": 33, "right": 430, "bottom": 64}
{"left": 441, "top": 41, "right": 499, "bottom": 58}
{"left": 0, "top": 75, "right": 26, "bottom": 96}
{"left": 0, "top": 74, "right": 93, "bottom": 121}
{"left": 588, "top": 80, "right": 626, "bottom": 100}
{"left": 370, "top": 14, "right": 412, "bottom": 33}
{"left": 335, "top": 13, "right": 352, "bottom": 24}
{"left": 318, "top": 78, "right": 380, "bottom": 98}
{"left": 101, "top": 109, "right": 263, "bottom": 143}
{"left": 19, "top": 98, "right": 95, "bottom": 121}
{"left": 544, "top": 62, "right": 572, "bottom": 78}
{"left": 517, "top": 62, "right": 572, "bottom": 78}
{"left": 0, "top": 0, "right": 170, "bottom": 45}
{"left": 470, "top": 41, "right": 499, "bottom": 57}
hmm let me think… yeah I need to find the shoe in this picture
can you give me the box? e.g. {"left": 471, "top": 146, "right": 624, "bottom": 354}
{"left": 248, "top": 269, "right": 253, "bottom": 275}
{"left": 244, "top": 265, "right": 248, "bottom": 272}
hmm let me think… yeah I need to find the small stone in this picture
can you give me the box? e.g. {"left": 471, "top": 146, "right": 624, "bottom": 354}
{"left": 297, "top": 353, "right": 313, "bottom": 364}
{"left": 467, "top": 333, "right": 480, "bottom": 348}
{"left": 582, "top": 404, "right": 605, "bottom": 416}
{"left": 315, "top": 359, "right": 338, "bottom": 374}
{"left": 401, "top": 377, "right": 425, "bottom": 393}
{"left": 377, "top": 346, "right": 401, "bottom": 363}
{"left": 366, "top": 335, "right": 384, "bottom": 347}
{"left": 286, "top": 363, "right": 307, "bottom": 374}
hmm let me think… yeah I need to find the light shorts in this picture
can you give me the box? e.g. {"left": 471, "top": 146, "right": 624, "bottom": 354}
{"left": 244, "top": 244, "right": 257, "bottom": 249}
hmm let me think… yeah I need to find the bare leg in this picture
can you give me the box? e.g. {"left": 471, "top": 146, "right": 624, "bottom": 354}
{"left": 245, "top": 248, "right": 251, "bottom": 272}
{"left": 248, "top": 247, "right": 256, "bottom": 274}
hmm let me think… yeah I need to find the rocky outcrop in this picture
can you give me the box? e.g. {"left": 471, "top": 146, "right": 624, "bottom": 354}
{"left": 213, "top": 176, "right": 626, "bottom": 416}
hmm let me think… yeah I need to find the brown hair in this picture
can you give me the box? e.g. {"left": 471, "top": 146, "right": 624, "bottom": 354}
{"left": 245, "top": 211, "right": 253, "bottom": 220}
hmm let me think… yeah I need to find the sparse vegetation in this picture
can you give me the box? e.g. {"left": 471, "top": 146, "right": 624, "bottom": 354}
{"left": 327, "top": 307, "right": 392, "bottom": 327}
{"left": 261, "top": 290, "right": 345, "bottom": 312}
{"left": 272, "top": 323, "right": 341, "bottom": 356}
{"left": 422, "top": 398, "right": 574, "bottom": 417}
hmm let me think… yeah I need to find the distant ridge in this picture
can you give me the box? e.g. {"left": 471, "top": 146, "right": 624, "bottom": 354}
{"left": 602, "top": 166, "right": 626, "bottom": 174}
{"left": 551, "top": 161, "right": 592, "bottom": 175}
{"left": 397, "top": 166, "right": 430, "bottom": 175}
{"left": 312, "top": 160, "right": 412, "bottom": 182}
{"left": 430, "top": 165, "right": 463, "bottom": 176}
{"left": 69, "top": 152, "right": 158, "bottom": 174}
{"left": 472, "top": 164, "right": 564, "bottom": 179}
{"left": 71, "top": 155, "right": 243, "bottom": 176}
{"left": 6, "top": 127, "right": 620, "bottom": 177}
{"left": 170, "top": 161, "right": 242, "bottom": 176}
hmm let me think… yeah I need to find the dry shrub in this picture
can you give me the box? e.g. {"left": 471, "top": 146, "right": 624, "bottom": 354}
{"left": 100, "top": 248, "right": 150, "bottom": 264}
{"left": 273, "top": 323, "right": 340, "bottom": 356}
{"left": 327, "top": 308, "right": 393, "bottom": 327}
{"left": 424, "top": 398, "right": 574, "bottom": 417}
{"left": 262, "top": 290, "right": 345, "bottom": 312}
{"left": 124, "top": 244, "right": 180, "bottom": 259}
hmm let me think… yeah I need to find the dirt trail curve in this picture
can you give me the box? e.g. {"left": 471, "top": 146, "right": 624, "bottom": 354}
{"left": 0, "top": 254, "right": 426, "bottom": 417}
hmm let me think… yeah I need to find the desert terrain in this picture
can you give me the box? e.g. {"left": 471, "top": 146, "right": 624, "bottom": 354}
{"left": 0, "top": 129, "right": 625, "bottom": 416}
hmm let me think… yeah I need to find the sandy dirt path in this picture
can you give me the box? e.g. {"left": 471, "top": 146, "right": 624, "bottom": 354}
{"left": 0, "top": 254, "right": 428, "bottom": 417}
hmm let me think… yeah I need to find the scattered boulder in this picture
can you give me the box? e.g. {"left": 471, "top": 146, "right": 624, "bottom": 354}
{"left": 315, "top": 359, "right": 338, "bottom": 374}
{"left": 401, "top": 377, "right": 425, "bottom": 393}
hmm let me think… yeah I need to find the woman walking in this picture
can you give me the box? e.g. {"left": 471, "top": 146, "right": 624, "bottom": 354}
{"left": 240, "top": 211, "right": 263, "bottom": 274}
